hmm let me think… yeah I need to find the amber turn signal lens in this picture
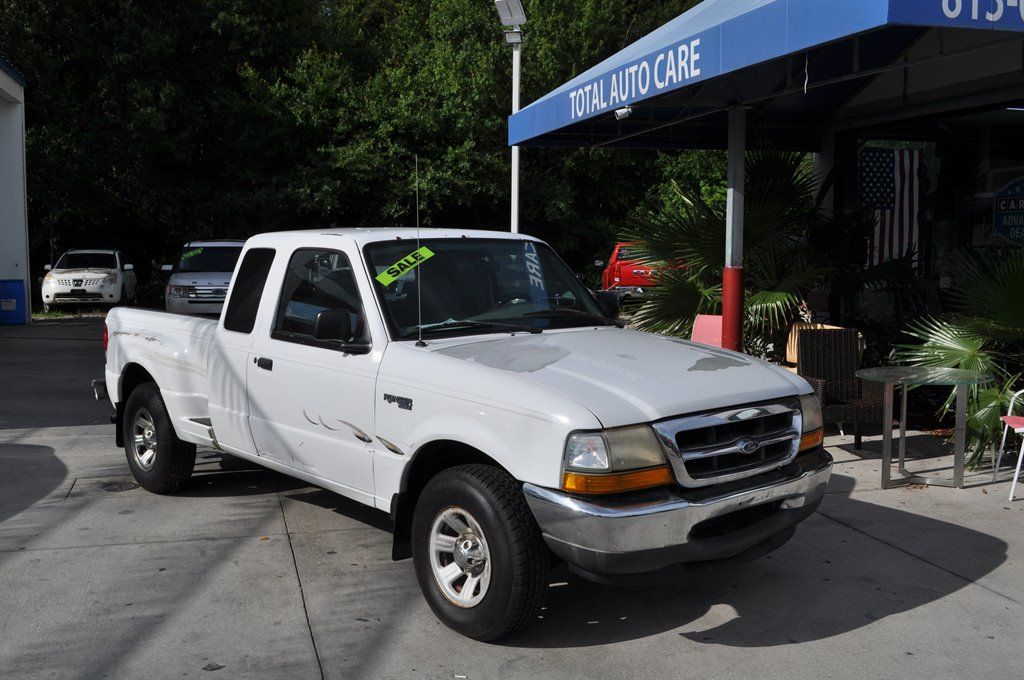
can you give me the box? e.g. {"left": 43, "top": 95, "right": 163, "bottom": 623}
{"left": 562, "top": 466, "right": 673, "bottom": 495}
{"left": 799, "top": 428, "right": 824, "bottom": 451}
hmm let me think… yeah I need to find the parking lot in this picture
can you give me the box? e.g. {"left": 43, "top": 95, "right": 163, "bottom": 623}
{"left": 1, "top": 318, "right": 1021, "bottom": 680}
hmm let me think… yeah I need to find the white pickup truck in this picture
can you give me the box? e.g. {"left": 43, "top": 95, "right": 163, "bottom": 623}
{"left": 98, "top": 228, "right": 831, "bottom": 640}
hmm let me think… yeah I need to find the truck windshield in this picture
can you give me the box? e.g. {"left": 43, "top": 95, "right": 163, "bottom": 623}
{"left": 175, "top": 246, "right": 243, "bottom": 273}
{"left": 55, "top": 252, "right": 116, "bottom": 269}
{"left": 365, "top": 238, "right": 611, "bottom": 340}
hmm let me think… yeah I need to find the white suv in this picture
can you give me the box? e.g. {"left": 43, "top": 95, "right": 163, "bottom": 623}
{"left": 41, "top": 249, "right": 137, "bottom": 312}
{"left": 162, "top": 240, "right": 244, "bottom": 315}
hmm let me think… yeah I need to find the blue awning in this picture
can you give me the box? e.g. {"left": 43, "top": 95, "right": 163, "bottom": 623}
{"left": 509, "top": 0, "right": 1024, "bottom": 149}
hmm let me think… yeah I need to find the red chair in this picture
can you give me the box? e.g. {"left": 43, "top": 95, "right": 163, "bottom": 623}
{"left": 995, "top": 388, "right": 1024, "bottom": 501}
{"left": 690, "top": 314, "right": 723, "bottom": 348}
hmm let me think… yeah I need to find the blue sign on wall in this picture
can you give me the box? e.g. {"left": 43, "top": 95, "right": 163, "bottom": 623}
{"left": 994, "top": 179, "right": 1024, "bottom": 245}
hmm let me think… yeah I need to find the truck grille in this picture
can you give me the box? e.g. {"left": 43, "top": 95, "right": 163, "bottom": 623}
{"left": 652, "top": 400, "right": 802, "bottom": 488}
{"left": 191, "top": 285, "right": 228, "bottom": 300}
{"left": 55, "top": 278, "right": 103, "bottom": 286}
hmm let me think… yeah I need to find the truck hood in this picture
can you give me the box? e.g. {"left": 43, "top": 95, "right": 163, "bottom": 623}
{"left": 167, "top": 272, "right": 233, "bottom": 287}
{"left": 434, "top": 328, "right": 810, "bottom": 427}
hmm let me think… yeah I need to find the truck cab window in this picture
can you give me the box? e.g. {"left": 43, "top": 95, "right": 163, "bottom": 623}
{"left": 223, "top": 248, "right": 276, "bottom": 333}
{"left": 272, "top": 249, "right": 365, "bottom": 347}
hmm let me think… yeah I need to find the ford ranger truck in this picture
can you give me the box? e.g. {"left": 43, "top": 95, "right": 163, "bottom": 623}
{"left": 96, "top": 228, "right": 831, "bottom": 641}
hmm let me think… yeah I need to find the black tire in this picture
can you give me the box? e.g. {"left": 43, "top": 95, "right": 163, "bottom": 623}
{"left": 412, "top": 464, "right": 549, "bottom": 641}
{"left": 122, "top": 382, "right": 196, "bottom": 493}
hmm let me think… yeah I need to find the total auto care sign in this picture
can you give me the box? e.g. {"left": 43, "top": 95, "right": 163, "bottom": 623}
{"left": 568, "top": 38, "right": 702, "bottom": 121}
{"left": 994, "top": 179, "right": 1024, "bottom": 245}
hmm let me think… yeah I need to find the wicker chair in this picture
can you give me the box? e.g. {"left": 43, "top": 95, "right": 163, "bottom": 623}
{"left": 797, "top": 328, "right": 885, "bottom": 449}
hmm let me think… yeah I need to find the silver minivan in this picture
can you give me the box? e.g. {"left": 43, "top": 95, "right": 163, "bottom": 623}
{"left": 162, "top": 240, "right": 244, "bottom": 315}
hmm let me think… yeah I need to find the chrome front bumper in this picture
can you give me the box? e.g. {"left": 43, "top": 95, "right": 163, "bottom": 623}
{"left": 523, "top": 448, "right": 831, "bottom": 578}
{"left": 165, "top": 297, "right": 225, "bottom": 316}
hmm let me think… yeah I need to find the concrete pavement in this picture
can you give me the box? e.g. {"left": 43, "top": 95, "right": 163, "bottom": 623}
{"left": 1, "top": 319, "right": 1021, "bottom": 679}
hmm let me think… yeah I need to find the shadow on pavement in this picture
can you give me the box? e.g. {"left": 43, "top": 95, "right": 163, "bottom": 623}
{"left": 185, "top": 452, "right": 392, "bottom": 530}
{"left": 180, "top": 463, "right": 1009, "bottom": 650}
{"left": 500, "top": 473, "right": 1008, "bottom": 649}
{"left": 284, "top": 487, "right": 394, "bottom": 532}
{"left": 0, "top": 442, "right": 68, "bottom": 527}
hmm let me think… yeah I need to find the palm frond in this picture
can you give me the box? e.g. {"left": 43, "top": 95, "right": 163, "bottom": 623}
{"left": 946, "top": 249, "right": 1024, "bottom": 336}
{"left": 629, "top": 269, "right": 719, "bottom": 337}
{"left": 895, "top": 316, "right": 1001, "bottom": 375}
{"left": 745, "top": 289, "right": 803, "bottom": 333}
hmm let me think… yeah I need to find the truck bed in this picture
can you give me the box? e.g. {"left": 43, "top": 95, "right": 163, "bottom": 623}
{"left": 104, "top": 307, "right": 219, "bottom": 446}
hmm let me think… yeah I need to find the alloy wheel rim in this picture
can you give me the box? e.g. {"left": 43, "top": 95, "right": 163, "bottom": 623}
{"left": 428, "top": 507, "right": 491, "bottom": 608}
{"left": 131, "top": 408, "right": 158, "bottom": 472}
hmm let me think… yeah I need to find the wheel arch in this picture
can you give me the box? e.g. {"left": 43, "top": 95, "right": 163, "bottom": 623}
{"left": 390, "top": 439, "right": 504, "bottom": 561}
{"left": 115, "top": 363, "right": 156, "bottom": 447}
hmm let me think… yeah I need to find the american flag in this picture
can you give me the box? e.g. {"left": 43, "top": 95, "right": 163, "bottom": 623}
{"left": 859, "top": 147, "right": 924, "bottom": 266}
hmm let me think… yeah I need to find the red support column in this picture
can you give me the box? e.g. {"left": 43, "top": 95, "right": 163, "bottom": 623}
{"left": 722, "top": 105, "right": 747, "bottom": 353}
{"left": 721, "top": 265, "right": 744, "bottom": 352}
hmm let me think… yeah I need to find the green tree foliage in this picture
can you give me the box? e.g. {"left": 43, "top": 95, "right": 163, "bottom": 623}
{"left": 0, "top": 0, "right": 699, "bottom": 275}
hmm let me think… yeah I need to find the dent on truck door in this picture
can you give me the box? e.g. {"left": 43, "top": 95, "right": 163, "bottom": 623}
{"left": 246, "top": 248, "right": 377, "bottom": 501}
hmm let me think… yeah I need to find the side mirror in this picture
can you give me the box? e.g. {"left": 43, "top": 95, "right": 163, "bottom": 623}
{"left": 313, "top": 309, "right": 370, "bottom": 354}
{"left": 594, "top": 259, "right": 605, "bottom": 268}
{"left": 595, "top": 290, "right": 621, "bottom": 321}
{"left": 43, "top": 264, "right": 52, "bottom": 271}
{"left": 124, "top": 263, "right": 134, "bottom": 271}
{"left": 160, "top": 264, "right": 173, "bottom": 272}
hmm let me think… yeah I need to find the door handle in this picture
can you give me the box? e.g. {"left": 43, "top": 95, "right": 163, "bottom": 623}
{"left": 255, "top": 357, "right": 273, "bottom": 371}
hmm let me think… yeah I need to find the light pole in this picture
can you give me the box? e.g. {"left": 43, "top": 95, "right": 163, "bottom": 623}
{"left": 493, "top": 0, "right": 526, "bottom": 233}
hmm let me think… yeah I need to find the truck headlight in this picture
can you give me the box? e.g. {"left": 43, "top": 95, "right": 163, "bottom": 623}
{"left": 564, "top": 433, "right": 609, "bottom": 471}
{"left": 103, "top": 272, "right": 118, "bottom": 285}
{"left": 798, "top": 393, "right": 824, "bottom": 451}
{"left": 562, "top": 425, "right": 672, "bottom": 494}
{"left": 167, "top": 285, "right": 195, "bottom": 299}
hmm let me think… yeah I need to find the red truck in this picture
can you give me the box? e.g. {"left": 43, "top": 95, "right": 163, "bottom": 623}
{"left": 599, "top": 242, "right": 660, "bottom": 302}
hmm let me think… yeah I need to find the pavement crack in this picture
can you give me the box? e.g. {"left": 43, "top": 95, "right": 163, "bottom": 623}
{"left": 815, "top": 509, "right": 1022, "bottom": 606}
{"left": 62, "top": 478, "right": 77, "bottom": 500}
{"left": 0, "top": 532, "right": 289, "bottom": 553}
{"left": 277, "top": 483, "right": 326, "bottom": 680}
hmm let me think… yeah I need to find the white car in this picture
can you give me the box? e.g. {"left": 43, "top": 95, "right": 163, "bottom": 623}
{"left": 41, "top": 249, "right": 137, "bottom": 312}
{"left": 161, "top": 240, "right": 244, "bottom": 316}
{"left": 97, "top": 228, "right": 830, "bottom": 640}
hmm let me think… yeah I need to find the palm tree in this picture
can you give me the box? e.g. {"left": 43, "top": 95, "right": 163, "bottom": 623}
{"left": 624, "top": 150, "right": 916, "bottom": 359}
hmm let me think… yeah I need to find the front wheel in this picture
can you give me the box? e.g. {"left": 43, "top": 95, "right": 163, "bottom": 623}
{"left": 122, "top": 383, "right": 196, "bottom": 493}
{"left": 412, "top": 464, "right": 549, "bottom": 641}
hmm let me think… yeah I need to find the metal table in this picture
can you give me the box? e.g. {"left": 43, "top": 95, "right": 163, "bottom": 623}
{"left": 855, "top": 367, "right": 992, "bottom": 489}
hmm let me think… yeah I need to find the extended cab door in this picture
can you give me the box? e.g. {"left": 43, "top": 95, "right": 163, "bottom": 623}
{"left": 207, "top": 247, "right": 278, "bottom": 457}
{"left": 246, "top": 246, "right": 379, "bottom": 503}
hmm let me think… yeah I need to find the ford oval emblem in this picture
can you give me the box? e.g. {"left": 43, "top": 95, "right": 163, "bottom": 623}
{"left": 738, "top": 439, "right": 762, "bottom": 454}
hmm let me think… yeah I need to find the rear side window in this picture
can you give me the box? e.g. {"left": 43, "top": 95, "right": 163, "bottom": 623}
{"left": 223, "top": 248, "right": 276, "bottom": 334}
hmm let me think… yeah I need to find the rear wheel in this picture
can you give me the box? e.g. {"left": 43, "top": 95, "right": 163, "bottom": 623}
{"left": 122, "top": 383, "right": 195, "bottom": 493}
{"left": 412, "top": 464, "right": 549, "bottom": 641}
